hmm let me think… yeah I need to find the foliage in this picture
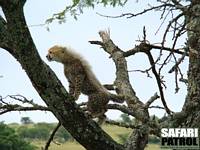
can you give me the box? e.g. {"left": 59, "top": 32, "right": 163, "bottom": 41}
{"left": 55, "top": 126, "right": 73, "bottom": 143}
{"left": 34, "top": 122, "right": 55, "bottom": 131}
{"left": 21, "top": 117, "right": 33, "bottom": 125}
{"left": 19, "top": 127, "right": 47, "bottom": 140}
{"left": 17, "top": 122, "right": 72, "bottom": 142}
{"left": 120, "top": 113, "right": 132, "bottom": 124}
{"left": 0, "top": 123, "right": 36, "bottom": 150}
{"left": 148, "top": 135, "right": 160, "bottom": 144}
{"left": 18, "top": 124, "right": 50, "bottom": 140}
{"left": 73, "top": 0, "right": 128, "bottom": 7}
{"left": 46, "top": 0, "right": 128, "bottom": 23}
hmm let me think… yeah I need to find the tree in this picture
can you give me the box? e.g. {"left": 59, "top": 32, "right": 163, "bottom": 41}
{"left": 0, "top": 0, "right": 200, "bottom": 150}
{"left": 18, "top": 126, "right": 50, "bottom": 140}
{"left": 55, "top": 126, "right": 72, "bottom": 142}
{"left": 21, "top": 117, "right": 33, "bottom": 125}
{"left": 17, "top": 123, "right": 71, "bottom": 142}
{"left": 0, "top": 123, "right": 36, "bottom": 150}
{"left": 120, "top": 113, "right": 132, "bottom": 124}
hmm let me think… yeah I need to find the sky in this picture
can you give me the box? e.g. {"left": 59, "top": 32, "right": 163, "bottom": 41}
{"left": 0, "top": 0, "right": 188, "bottom": 124}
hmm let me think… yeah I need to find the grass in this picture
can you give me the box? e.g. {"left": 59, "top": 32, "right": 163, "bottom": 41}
{"left": 32, "top": 124, "right": 164, "bottom": 150}
{"left": 33, "top": 141, "right": 85, "bottom": 150}
{"left": 34, "top": 142, "right": 162, "bottom": 150}
{"left": 102, "top": 124, "right": 132, "bottom": 142}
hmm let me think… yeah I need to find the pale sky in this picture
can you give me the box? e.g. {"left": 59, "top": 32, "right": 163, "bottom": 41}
{"left": 0, "top": 0, "right": 188, "bottom": 123}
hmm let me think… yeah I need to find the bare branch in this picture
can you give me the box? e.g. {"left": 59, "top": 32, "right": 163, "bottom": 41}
{"left": 150, "top": 44, "right": 188, "bottom": 56}
{"left": 149, "top": 105, "right": 165, "bottom": 110}
{"left": 174, "top": 68, "right": 180, "bottom": 93}
{"left": 8, "top": 94, "right": 40, "bottom": 106}
{"left": 168, "top": 51, "right": 187, "bottom": 74}
{"left": 161, "top": 13, "right": 184, "bottom": 49}
{"left": 97, "top": 30, "right": 142, "bottom": 106}
{"left": 0, "top": 105, "right": 50, "bottom": 115}
{"left": 179, "top": 77, "right": 188, "bottom": 84}
{"left": 89, "top": 40, "right": 104, "bottom": 46}
{"left": 0, "top": 95, "right": 51, "bottom": 115}
{"left": 145, "top": 93, "right": 160, "bottom": 108}
{"left": 103, "top": 84, "right": 115, "bottom": 91}
{"left": 171, "top": 0, "right": 185, "bottom": 10}
{"left": 123, "top": 43, "right": 149, "bottom": 57}
{"left": 44, "top": 122, "right": 61, "bottom": 150}
{"left": 128, "top": 68, "right": 152, "bottom": 78}
{"left": 145, "top": 51, "right": 171, "bottom": 114}
{"left": 156, "top": 13, "right": 185, "bottom": 74}
{"left": 96, "top": 4, "right": 174, "bottom": 19}
{"left": 123, "top": 43, "right": 188, "bottom": 57}
{"left": 77, "top": 102, "right": 136, "bottom": 118}
{"left": 107, "top": 104, "right": 136, "bottom": 117}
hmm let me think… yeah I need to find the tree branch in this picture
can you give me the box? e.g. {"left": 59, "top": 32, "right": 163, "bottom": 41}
{"left": 44, "top": 122, "right": 61, "bottom": 150}
{"left": 149, "top": 105, "right": 165, "bottom": 110}
{"left": 168, "top": 49, "right": 187, "bottom": 73}
{"left": 0, "top": 105, "right": 50, "bottom": 115}
{"left": 0, "top": 95, "right": 51, "bottom": 115}
{"left": 97, "top": 30, "right": 137, "bottom": 103}
{"left": 107, "top": 104, "right": 136, "bottom": 117}
{"left": 123, "top": 43, "right": 188, "bottom": 57}
{"left": 145, "top": 93, "right": 160, "bottom": 108}
{"left": 145, "top": 50, "right": 172, "bottom": 115}
{"left": 161, "top": 13, "right": 184, "bottom": 49}
{"left": 89, "top": 40, "right": 104, "bottom": 47}
{"left": 96, "top": 4, "right": 174, "bottom": 19}
{"left": 103, "top": 84, "right": 116, "bottom": 91}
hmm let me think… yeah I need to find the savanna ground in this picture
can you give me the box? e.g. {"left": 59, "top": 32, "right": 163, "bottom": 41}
{"left": 34, "top": 141, "right": 161, "bottom": 150}
{"left": 31, "top": 125, "right": 168, "bottom": 150}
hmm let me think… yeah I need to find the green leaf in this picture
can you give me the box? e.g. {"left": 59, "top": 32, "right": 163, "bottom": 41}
{"left": 72, "top": 0, "right": 80, "bottom": 7}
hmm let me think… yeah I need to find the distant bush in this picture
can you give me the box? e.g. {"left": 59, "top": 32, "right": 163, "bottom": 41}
{"left": 18, "top": 125, "right": 50, "bottom": 140}
{"left": 34, "top": 122, "right": 55, "bottom": 131}
{"left": 148, "top": 135, "right": 160, "bottom": 144}
{"left": 55, "top": 126, "right": 72, "bottom": 143}
{"left": 17, "top": 122, "right": 72, "bottom": 142}
{"left": 120, "top": 114, "right": 132, "bottom": 124}
{"left": 21, "top": 117, "right": 33, "bottom": 125}
{"left": 0, "top": 123, "right": 36, "bottom": 150}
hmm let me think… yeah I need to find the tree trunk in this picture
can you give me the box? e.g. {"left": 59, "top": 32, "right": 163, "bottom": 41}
{"left": 182, "top": 0, "right": 200, "bottom": 129}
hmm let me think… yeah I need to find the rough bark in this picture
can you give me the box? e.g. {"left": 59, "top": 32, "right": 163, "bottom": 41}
{"left": 0, "top": 1, "right": 124, "bottom": 150}
{"left": 181, "top": 0, "right": 200, "bottom": 128}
